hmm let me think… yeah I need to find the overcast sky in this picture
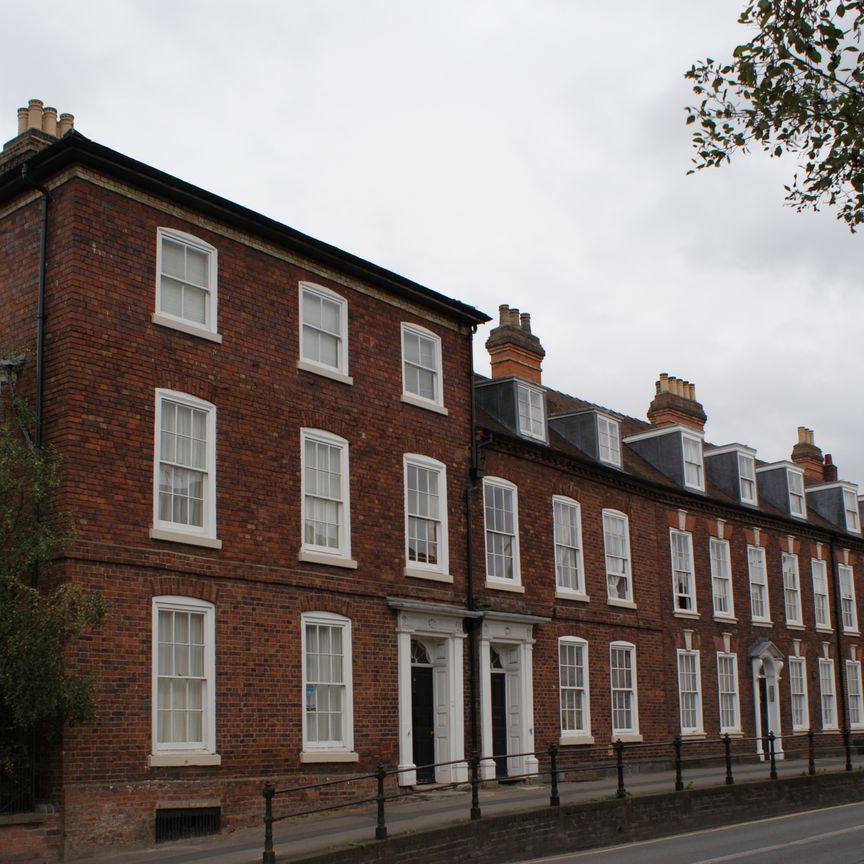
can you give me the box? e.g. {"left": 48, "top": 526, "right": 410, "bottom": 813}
{"left": 4, "top": 1, "right": 864, "bottom": 485}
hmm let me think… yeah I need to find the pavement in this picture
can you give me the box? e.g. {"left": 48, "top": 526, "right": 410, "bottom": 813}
{"left": 72, "top": 752, "right": 863, "bottom": 864}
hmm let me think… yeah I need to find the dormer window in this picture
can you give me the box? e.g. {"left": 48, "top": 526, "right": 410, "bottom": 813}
{"left": 787, "top": 469, "right": 806, "bottom": 518}
{"left": 844, "top": 489, "right": 861, "bottom": 534}
{"left": 683, "top": 436, "right": 704, "bottom": 491}
{"left": 597, "top": 415, "right": 621, "bottom": 467}
{"left": 516, "top": 383, "right": 546, "bottom": 442}
{"left": 738, "top": 453, "right": 757, "bottom": 505}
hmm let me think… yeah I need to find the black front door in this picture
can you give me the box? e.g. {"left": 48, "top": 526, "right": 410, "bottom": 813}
{"left": 411, "top": 665, "right": 435, "bottom": 783}
{"left": 758, "top": 675, "right": 770, "bottom": 751}
{"left": 491, "top": 671, "right": 508, "bottom": 778}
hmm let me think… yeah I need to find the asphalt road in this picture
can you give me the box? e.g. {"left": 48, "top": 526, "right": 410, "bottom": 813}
{"left": 518, "top": 801, "right": 864, "bottom": 864}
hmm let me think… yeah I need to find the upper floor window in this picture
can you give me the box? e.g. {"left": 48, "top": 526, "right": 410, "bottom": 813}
{"left": 603, "top": 510, "right": 632, "bottom": 605}
{"left": 717, "top": 652, "right": 740, "bottom": 733}
{"left": 152, "top": 390, "right": 220, "bottom": 548}
{"left": 747, "top": 545, "right": 770, "bottom": 623}
{"left": 838, "top": 563, "right": 859, "bottom": 633}
{"left": 710, "top": 538, "right": 734, "bottom": 619}
{"left": 154, "top": 228, "right": 219, "bottom": 342}
{"left": 302, "top": 612, "right": 355, "bottom": 757}
{"left": 670, "top": 529, "right": 696, "bottom": 613}
{"left": 682, "top": 435, "right": 704, "bottom": 491}
{"left": 676, "top": 650, "right": 703, "bottom": 735}
{"left": 781, "top": 552, "right": 803, "bottom": 626}
{"left": 559, "top": 637, "right": 591, "bottom": 741}
{"left": 787, "top": 468, "right": 806, "bottom": 518}
{"left": 483, "top": 478, "right": 520, "bottom": 586}
{"left": 553, "top": 497, "right": 585, "bottom": 598}
{"left": 516, "top": 383, "right": 546, "bottom": 442}
{"left": 301, "top": 430, "right": 352, "bottom": 563}
{"left": 401, "top": 324, "right": 444, "bottom": 411}
{"left": 597, "top": 415, "right": 621, "bottom": 467}
{"left": 299, "top": 283, "right": 350, "bottom": 381}
{"left": 738, "top": 453, "right": 757, "bottom": 505}
{"left": 844, "top": 488, "right": 861, "bottom": 534}
{"left": 404, "top": 455, "right": 449, "bottom": 578}
{"left": 811, "top": 558, "right": 831, "bottom": 630}
{"left": 151, "top": 596, "right": 217, "bottom": 763}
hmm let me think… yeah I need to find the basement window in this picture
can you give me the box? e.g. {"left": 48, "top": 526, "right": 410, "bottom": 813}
{"left": 155, "top": 806, "right": 220, "bottom": 843}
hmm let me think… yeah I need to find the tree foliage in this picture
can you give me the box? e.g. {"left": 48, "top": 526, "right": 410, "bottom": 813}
{"left": 686, "top": 0, "right": 864, "bottom": 230}
{"left": 0, "top": 381, "right": 105, "bottom": 768}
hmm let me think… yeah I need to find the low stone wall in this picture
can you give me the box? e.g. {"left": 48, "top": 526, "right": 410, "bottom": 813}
{"left": 0, "top": 806, "right": 62, "bottom": 864}
{"left": 289, "top": 770, "right": 864, "bottom": 864}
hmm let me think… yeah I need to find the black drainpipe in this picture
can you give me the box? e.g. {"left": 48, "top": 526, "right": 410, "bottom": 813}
{"left": 828, "top": 536, "right": 851, "bottom": 758}
{"left": 21, "top": 162, "right": 50, "bottom": 587}
{"left": 465, "top": 326, "right": 479, "bottom": 758}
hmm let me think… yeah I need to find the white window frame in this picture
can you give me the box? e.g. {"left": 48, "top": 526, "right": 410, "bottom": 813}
{"left": 298, "top": 283, "right": 351, "bottom": 383}
{"left": 483, "top": 477, "right": 521, "bottom": 588}
{"left": 603, "top": 510, "right": 633, "bottom": 606}
{"left": 597, "top": 415, "right": 621, "bottom": 467}
{"left": 811, "top": 558, "right": 831, "bottom": 630}
{"left": 710, "top": 537, "right": 735, "bottom": 620}
{"left": 151, "top": 390, "right": 220, "bottom": 549}
{"left": 301, "top": 611, "right": 356, "bottom": 760}
{"left": 819, "top": 658, "right": 838, "bottom": 730}
{"left": 670, "top": 529, "right": 697, "bottom": 614}
{"left": 747, "top": 545, "right": 770, "bottom": 623}
{"left": 559, "top": 637, "right": 592, "bottom": 743}
{"left": 787, "top": 468, "right": 807, "bottom": 518}
{"left": 553, "top": 496, "right": 586, "bottom": 599}
{"left": 716, "top": 652, "right": 740, "bottom": 734}
{"left": 516, "top": 382, "right": 547, "bottom": 442}
{"left": 403, "top": 454, "right": 449, "bottom": 580}
{"left": 300, "top": 429, "right": 354, "bottom": 566}
{"left": 149, "top": 596, "right": 218, "bottom": 766}
{"left": 844, "top": 488, "right": 861, "bottom": 534}
{"left": 838, "top": 563, "right": 859, "bottom": 633}
{"left": 400, "top": 323, "right": 445, "bottom": 413}
{"left": 789, "top": 656, "right": 809, "bottom": 732}
{"left": 682, "top": 434, "right": 704, "bottom": 492}
{"left": 153, "top": 228, "right": 220, "bottom": 343}
{"left": 676, "top": 649, "right": 704, "bottom": 735}
{"left": 610, "top": 641, "right": 640, "bottom": 740}
{"left": 847, "top": 660, "right": 864, "bottom": 729}
{"left": 782, "top": 552, "right": 803, "bottom": 627}
{"left": 738, "top": 453, "right": 758, "bottom": 505}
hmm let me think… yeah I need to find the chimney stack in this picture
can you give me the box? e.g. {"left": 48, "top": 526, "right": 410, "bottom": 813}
{"left": 823, "top": 453, "right": 838, "bottom": 483}
{"left": 791, "top": 426, "right": 824, "bottom": 480}
{"left": 1, "top": 98, "right": 75, "bottom": 173}
{"left": 646, "top": 373, "right": 707, "bottom": 431}
{"left": 485, "top": 304, "right": 545, "bottom": 384}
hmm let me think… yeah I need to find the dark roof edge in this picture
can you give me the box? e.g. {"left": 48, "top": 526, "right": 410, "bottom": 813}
{"left": 0, "top": 132, "right": 490, "bottom": 326}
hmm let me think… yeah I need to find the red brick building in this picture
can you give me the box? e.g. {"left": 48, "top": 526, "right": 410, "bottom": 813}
{"left": 2, "top": 101, "right": 863, "bottom": 861}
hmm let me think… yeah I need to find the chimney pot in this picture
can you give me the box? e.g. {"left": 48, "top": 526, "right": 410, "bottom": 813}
{"left": 57, "top": 113, "right": 74, "bottom": 136}
{"left": 520, "top": 312, "right": 532, "bottom": 333}
{"left": 647, "top": 372, "right": 706, "bottom": 431}
{"left": 498, "top": 304, "right": 510, "bottom": 326}
{"left": 27, "top": 99, "right": 44, "bottom": 131}
{"left": 41, "top": 106, "right": 57, "bottom": 136}
{"left": 17, "top": 107, "right": 28, "bottom": 135}
{"left": 485, "top": 303, "right": 545, "bottom": 384}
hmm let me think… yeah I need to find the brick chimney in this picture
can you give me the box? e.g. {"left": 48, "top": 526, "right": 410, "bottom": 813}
{"left": 823, "top": 453, "right": 838, "bottom": 483}
{"left": 485, "top": 304, "right": 545, "bottom": 384}
{"left": 0, "top": 99, "right": 75, "bottom": 173}
{"left": 646, "top": 373, "right": 707, "bottom": 432}
{"left": 791, "top": 426, "right": 824, "bottom": 480}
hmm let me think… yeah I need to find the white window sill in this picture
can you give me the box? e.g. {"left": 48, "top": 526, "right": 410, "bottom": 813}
{"left": 299, "top": 550, "right": 358, "bottom": 569}
{"left": 607, "top": 598, "right": 637, "bottom": 610}
{"left": 822, "top": 725, "right": 839, "bottom": 732}
{"left": 404, "top": 567, "right": 453, "bottom": 583}
{"left": 816, "top": 625, "right": 834, "bottom": 634}
{"left": 611, "top": 733, "right": 642, "bottom": 743}
{"left": 400, "top": 393, "right": 448, "bottom": 415}
{"left": 150, "top": 527, "right": 222, "bottom": 549}
{"left": 148, "top": 752, "right": 221, "bottom": 768}
{"left": 792, "top": 726, "right": 811, "bottom": 734}
{"left": 673, "top": 609, "right": 700, "bottom": 620}
{"left": 720, "top": 730, "right": 743, "bottom": 738}
{"left": 680, "top": 731, "right": 706, "bottom": 739}
{"left": 300, "top": 750, "right": 359, "bottom": 764}
{"left": 713, "top": 614, "right": 738, "bottom": 624}
{"left": 296, "top": 359, "right": 353, "bottom": 386}
{"left": 843, "top": 629, "right": 861, "bottom": 637}
{"left": 555, "top": 590, "right": 590, "bottom": 603}
{"left": 485, "top": 579, "right": 525, "bottom": 593}
{"left": 752, "top": 620, "right": 774, "bottom": 628}
{"left": 786, "top": 623, "right": 806, "bottom": 631}
{"left": 559, "top": 734, "right": 595, "bottom": 746}
{"left": 152, "top": 313, "right": 222, "bottom": 344}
